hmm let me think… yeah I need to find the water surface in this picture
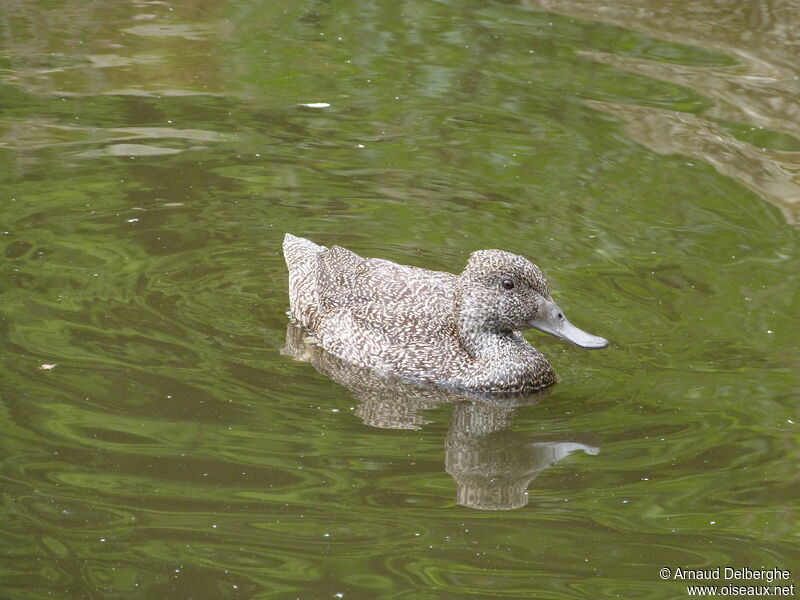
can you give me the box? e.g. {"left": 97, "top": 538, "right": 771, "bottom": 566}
{"left": 1, "top": 0, "right": 798, "bottom": 598}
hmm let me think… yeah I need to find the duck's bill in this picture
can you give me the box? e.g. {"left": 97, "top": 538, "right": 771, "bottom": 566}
{"left": 528, "top": 301, "right": 609, "bottom": 349}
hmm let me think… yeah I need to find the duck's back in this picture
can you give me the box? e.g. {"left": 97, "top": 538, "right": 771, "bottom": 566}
{"left": 283, "top": 234, "right": 463, "bottom": 379}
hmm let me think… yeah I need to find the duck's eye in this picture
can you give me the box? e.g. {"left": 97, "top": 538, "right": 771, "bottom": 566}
{"left": 501, "top": 279, "right": 515, "bottom": 290}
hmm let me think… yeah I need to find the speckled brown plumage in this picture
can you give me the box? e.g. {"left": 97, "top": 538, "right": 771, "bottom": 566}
{"left": 283, "top": 233, "right": 580, "bottom": 393}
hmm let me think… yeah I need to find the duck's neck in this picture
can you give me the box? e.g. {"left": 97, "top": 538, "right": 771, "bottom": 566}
{"left": 459, "top": 322, "right": 511, "bottom": 359}
{"left": 453, "top": 291, "right": 512, "bottom": 359}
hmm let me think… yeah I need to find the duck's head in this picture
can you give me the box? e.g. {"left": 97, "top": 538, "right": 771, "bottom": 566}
{"left": 456, "top": 249, "right": 608, "bottom": 349}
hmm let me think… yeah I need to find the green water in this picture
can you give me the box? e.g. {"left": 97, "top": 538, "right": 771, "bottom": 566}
{"left": 1, "top": 1, "right": 798, "bottom": 598}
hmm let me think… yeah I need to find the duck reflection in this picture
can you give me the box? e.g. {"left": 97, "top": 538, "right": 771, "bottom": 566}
{"left": 282, "top": 324, "right": 599, "bottom": 510}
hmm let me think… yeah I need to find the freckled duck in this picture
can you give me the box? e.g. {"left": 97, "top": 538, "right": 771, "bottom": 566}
{"left": 282, "top": 233, "right": 607, "bottom": 393}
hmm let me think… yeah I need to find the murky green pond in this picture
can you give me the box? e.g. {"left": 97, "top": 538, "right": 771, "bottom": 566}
{"left": 1, "top": 1, "right": 798, "bottom": 598}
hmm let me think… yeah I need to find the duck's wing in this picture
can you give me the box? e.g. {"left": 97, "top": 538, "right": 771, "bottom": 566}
{"left": 311, "top": 249, "right": 464, "bottom": 380}
{"left": 317, "top": 299, "right": 462, "bottom": 381}
{"left": 317, "top": 248, "right": 456, "bottom": 307}
{"left": 353, "top": 258, "right": 456, "bottom": 303}
{"left": 316, "top": 252, "right": 458, "bottom": 346}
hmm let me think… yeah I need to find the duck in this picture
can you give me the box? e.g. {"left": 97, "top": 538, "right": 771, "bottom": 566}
{"left": 282, "top": 233, "right": 607, "bottom": 393}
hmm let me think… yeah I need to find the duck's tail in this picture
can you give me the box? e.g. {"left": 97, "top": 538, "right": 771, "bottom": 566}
{"left": 282, "top": 234, "right": 326, "bottom": 329}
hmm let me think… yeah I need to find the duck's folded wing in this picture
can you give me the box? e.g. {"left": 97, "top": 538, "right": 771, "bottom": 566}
{"left": 350, "top": 258, "right": 456, "bottom": 303}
